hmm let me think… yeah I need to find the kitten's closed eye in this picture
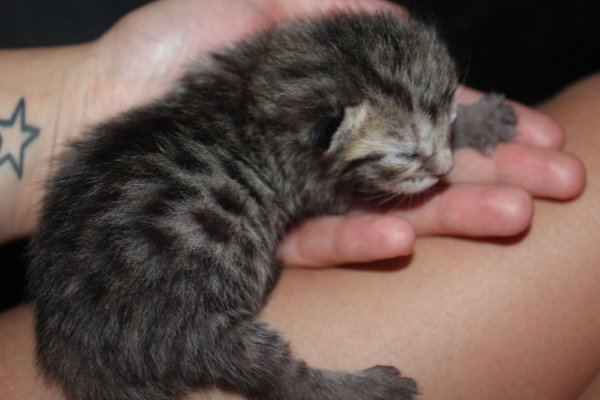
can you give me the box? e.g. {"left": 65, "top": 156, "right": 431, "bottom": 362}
{"left": 311, "top": 106, "right": 345, "bottom": 151}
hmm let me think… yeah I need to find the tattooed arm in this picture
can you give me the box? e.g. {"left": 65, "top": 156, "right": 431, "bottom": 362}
{"left": 0, "top": 0, "right": 406, "bottom": 244}
{"left": 0, "top": 45, "right": 96, "bottom": 242}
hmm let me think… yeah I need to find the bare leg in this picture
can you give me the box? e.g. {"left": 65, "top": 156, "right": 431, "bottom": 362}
{"left": 260, "top": 74, "right": 600, "bottom": 400}
{"left": 579, "top": 369, "right": 600, "bottom": 400}
{"left": 1, "top": 74, "right": 600, "bottom": 399}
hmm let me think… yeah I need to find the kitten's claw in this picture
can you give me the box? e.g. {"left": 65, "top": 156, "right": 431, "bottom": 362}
{"left": 452, "top": 93, "right": 518, "bottom": 153}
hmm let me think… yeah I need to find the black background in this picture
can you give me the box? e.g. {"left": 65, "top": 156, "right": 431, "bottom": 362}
{"left": 1, "top": 0, "right": 599, "bottom": 311}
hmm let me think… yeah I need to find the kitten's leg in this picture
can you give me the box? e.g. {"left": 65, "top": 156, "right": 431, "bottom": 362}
{"left": 452, "top": 93, "right": 518, "bottom": 153}
{"left": 209, "top": 316, "right": 418, "bottom": 400}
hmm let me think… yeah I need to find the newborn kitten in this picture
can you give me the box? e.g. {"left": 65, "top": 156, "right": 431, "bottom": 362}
{"left": 28, "top": 13, "right": 516, "bottom": 400}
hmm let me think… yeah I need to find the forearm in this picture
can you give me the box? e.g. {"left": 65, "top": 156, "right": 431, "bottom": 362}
{"left": 0, "top": 45, "right": 93, "bottom": 243}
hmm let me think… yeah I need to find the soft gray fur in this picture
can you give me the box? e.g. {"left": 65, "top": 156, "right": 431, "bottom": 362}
{"left": 28, "top": 13, "right": 516, "bottom": 400}
{"left": 453, "top": 93, "right": 517, "bottom": 152}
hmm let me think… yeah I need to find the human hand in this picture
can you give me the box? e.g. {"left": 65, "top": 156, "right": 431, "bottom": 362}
{"left": 64, "top": 0, "right": 585, "bottom": 267}
{"left": 81, "top": 0, "right": 407, "bottom": 127}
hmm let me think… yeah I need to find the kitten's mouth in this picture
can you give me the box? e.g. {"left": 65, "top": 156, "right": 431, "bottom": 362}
{"left": 396, "top": 176, "right": 440, "bottom": 195}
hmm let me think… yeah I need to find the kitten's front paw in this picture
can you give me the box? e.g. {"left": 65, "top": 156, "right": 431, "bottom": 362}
{"left": 358, "top": 365, "right": 419, "bottom": 400}
{"left": 453, "top": 93, "right": 518, "bottom": 153}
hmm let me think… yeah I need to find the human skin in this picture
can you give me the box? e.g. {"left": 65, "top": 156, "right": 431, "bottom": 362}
{"left": 0, "top": 0, "right": 595, "bottom": 398}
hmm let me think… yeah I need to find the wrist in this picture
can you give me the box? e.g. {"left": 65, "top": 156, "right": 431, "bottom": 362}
{"left": 0, "top": 43, "right": 96, "bottom": 242}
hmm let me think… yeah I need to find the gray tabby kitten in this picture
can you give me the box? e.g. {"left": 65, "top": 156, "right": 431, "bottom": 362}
{"left": 28, "top": 13, "right": 516, "bottom": 400}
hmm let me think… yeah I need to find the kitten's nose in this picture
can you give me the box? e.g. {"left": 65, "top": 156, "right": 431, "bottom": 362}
{"left": 425, "top": 150, "right": 453, "bottom": 176}
{"left": 424, "top": 160, "right": 446, "bottom": 176}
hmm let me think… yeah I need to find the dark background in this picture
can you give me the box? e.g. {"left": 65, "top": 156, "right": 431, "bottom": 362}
{"left": 1, "top": 0, "right": 599, "bottom": 311}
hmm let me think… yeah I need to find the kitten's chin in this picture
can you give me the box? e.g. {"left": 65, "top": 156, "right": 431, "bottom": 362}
{"left": 395, "top": 176, "right": 440, "bottom": 195}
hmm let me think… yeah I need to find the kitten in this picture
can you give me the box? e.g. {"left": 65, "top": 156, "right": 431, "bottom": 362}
{"left": 28, "top": 12, "right": 516, "bottom": 400}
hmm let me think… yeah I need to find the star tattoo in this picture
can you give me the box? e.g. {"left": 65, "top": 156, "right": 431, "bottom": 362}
{"left": 0, "top": 98, "right": 40, "bottom": 179}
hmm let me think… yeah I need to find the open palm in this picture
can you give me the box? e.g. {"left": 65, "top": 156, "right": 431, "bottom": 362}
{"left": 87, "top": 0, "right": 403, "bottom": 122}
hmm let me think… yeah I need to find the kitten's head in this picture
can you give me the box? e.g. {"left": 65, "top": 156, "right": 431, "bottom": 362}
{"left": 251, "top": 13, "right": 458, "bottom": 196}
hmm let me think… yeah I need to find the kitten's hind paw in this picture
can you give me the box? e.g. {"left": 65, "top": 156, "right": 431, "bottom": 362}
{"left": 357, "top": 365, "right": 419, "bottom": 400}
{"left": 301, "top": 364, "right": 418, "bottom": 400}
{"left": 452, "top": 93, "right": 518, "bottom": 154}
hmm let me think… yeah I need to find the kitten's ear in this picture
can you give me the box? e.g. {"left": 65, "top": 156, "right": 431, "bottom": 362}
{"left": 310, "top": 106, "right": 345, "bottom": 152}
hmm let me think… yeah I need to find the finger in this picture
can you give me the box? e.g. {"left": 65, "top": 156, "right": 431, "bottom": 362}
{"left": 277, "top": 214, "right": 415, "bottom": 268}
{"left": 449, "top": 143, "right": 586, "bottom": 200}
{"left": 457, "top": 85, "right": 565, "bottom": 149}
{"left": 394, "top": 184, "right": 534, "bottom": 237}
